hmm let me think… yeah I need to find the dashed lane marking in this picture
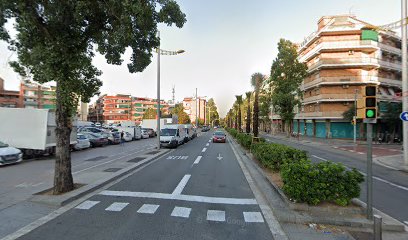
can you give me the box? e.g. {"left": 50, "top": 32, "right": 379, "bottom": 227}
{"left": 172, "top": 174, "right": 191, "bottom": 195}
{"left": 171, "top": 206, "right": 191, "bottom": 218}
{"left": 207, "top": 210, "right": 225, "bottom": 222}
{"left": 137, "top": 204, "right": 159, "bottom": 214}
{"left": 193, "top": 156, "right": 202, "bottom": 165}
{"left": 202, "top": 148, "right": 207, "bottom": 152}
{"left": 206, "top": 143, "right": 210, "bottom": 146}
{"left": 75, "top": 200, "right": 100, "bottom": 210}
{"left": 105, "top": 202, "right": 129, "bottom": 212}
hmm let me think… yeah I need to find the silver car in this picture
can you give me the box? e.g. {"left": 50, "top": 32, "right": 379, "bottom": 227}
{"left": 0, "top": 141, "right": 23, "bottom": 166}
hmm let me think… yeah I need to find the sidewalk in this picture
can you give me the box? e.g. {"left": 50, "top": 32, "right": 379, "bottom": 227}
{"left": 375, "top": 154, "right": 408, "bottom": 172}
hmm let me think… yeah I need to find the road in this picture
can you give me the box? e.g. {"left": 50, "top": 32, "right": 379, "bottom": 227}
{"left": 0, "top": 138, "right": 157, "bottom": 211}
{"left": 261, "top": 134, "right": 408, "bottom": 224}
{"left": 16, "top": 131, "right": 274, "bottom": 240}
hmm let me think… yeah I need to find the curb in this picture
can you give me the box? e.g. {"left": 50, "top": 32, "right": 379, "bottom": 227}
{"left": 230, "top": 134, "right": 406, "bottom": 232}
{"left": 374, "top": 157, "right": 408, "bottom": 173}
{"left": 29, "top": 149, "right": 171, "bottom": 207}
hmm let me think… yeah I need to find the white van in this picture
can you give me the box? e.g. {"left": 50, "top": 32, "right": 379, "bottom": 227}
{"left": 160, "top": 124, "right": 185, "bottom": 148}
{"left": 115, "top": 126, "right": 142, "bottom": 140}
{"left": 183, "top": 124, "right": 195, "bottom": 142}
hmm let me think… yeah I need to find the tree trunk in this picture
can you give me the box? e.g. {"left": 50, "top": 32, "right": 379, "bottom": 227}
{"left": 246, "top": 99, "right": 251, "bottom": 133}
{"left": 238, "top": 106, "right": 242, "bottom": 132}
{"left": 253, "top": 91, "right": 259, "bottom": 137}
{"left": 53, "top": 81, "right": 74, "bottom": 194}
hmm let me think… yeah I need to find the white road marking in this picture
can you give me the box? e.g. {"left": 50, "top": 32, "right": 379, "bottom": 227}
{"left": 311, "top": 155, "right": 408, "bottom": 192}
{"left": 193, "top": 156, "right": 202, "bottom": 165}
{"left": 75, "top": 200, "right": 100, "bottom": 210}
{"left": 217, "top": 153, "right": 223, "bottom": 161}
{"left": 172, "top": 174, "right": 191, "bottom": 195}
{"left": 167, "top": 156, "right": 189, "bottom": 160}
{"left": 206, "top": 143, "right": 210, "bottom": 146}
{"left": 137, "top": 204, "right": 159, "bottom": 214}
{"left": 171, "top": 206, "right": 191, "bottom": 218}
{"left": 99, "top": 190, "right": 258, "bottom": 205}
{"left": 207, "top": 210, "right": 225, "bottom": 222}
{"left": 105, "top": 202, "right": 129, "bottom": 212}
{"left": 202, "top": 148, "right": 207, "bottom": 152}
{"left": 243, "top": 212, "right": 265, "bottom": 223}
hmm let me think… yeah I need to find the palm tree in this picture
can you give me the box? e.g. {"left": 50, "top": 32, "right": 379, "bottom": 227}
{"left": 233, "top": 103, "right": 239, "bottom": 130}
{"left": 235, "top": 95, "right": 243, "bottom": 132}
{"left": 245, "top": 91, "right": 252, "bottom": 133}
{"left": 251, "top": 72, "right": 264, "bottom": 137}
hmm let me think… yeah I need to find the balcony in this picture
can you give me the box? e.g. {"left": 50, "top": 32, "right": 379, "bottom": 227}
{"left": 378, "top": 77, "right": 402, "bottom": 87}
{"left": 307, "top": 57, "right": 402, "bottom": 73}
{"left": 302, "top": 75, "right": 379, "bottom": 90}
{"left": 299, "top": 40, "right": 380, "bottom": 62}
{"left": 303, "top": 93, "right": 357, "bottom": 104}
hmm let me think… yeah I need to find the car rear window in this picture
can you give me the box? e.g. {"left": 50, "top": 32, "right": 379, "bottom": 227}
{"left": 214, "top": 132, "right": 225, "bottom": 136}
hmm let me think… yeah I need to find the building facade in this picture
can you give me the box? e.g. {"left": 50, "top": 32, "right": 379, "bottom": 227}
{"left": 88, "top": 95, "right": 170, "bottom": 124}
{"left": 183, "top": 97, "right": 206, "bottom": 124}
{"left": 0, "top": 77, "right": 23, "bottom": 108}
{"left": 20, "top": 80, "right": 56, "bottom": 110}
{"left": 293, "top": 15, "right": 402, "bottom": 139}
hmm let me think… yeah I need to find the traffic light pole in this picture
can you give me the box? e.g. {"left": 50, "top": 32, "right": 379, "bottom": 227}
{"left": 366, "top": 121, "right": 373, "bottom": 220}
{"left": 354, "top": 90, "right": 357, "bottom": 144}
{"left": 402, "top": 0, "right": 408, "bottom": 166}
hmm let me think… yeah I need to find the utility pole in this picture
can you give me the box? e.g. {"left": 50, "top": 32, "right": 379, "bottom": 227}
{"left": 195, "top": 88, "right": 198, "bottom": 127}
{"left": 156, "top": 31, "right": 161, "bottom": 149}
{"left": 402, "top": 0, "right": 408, "bottom": 166}
{"left": 354, "top": 89, "right": 358, "bottom": 144}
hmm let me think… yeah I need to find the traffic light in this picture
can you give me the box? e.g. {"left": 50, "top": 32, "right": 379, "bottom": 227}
{"left": 356, "top": 85, "right": 377, "bottom": 119}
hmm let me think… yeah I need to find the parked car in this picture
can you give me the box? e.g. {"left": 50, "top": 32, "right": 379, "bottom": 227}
{"left": 95, "top": 123, "right": 101, "bottom": 127}
{"left": 123, "top": 132, "right": 133, "bottom": 142}
{"left": 0, "top": 141, "right": 23, "bottom": 166}
{"left": 74, "top": 134, "right": 91, "bottom": 150}
{"left": 201, "top": 126, "right": 210, "bottom": 132}
{"left": 142, "top": 128, "right": 156, "bottom": 138}
{"left": 212, "top": 131, "right": 226, "bottom": 143}
{"left": 78, "top": 126, "right": 105, "bottom": 134}
{"left": 82, "top": 132, "right": 108, "bottom": 147}
{"left": 141, "top": 129, "right": 150, "bottom": 139}
{"left": 100, "top": 132, "right": 120, "bottom": 145}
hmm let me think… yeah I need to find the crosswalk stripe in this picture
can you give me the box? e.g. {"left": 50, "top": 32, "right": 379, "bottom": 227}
{"left": 243, "top": 212, "right": 264, "bottom": 223}
{"left": 137, "top": 204, "right": 160, "bottom": 214}
{"left": 171, "top": 206, "right": 191, "bottom": 218}
{"left": 105, "top": 202, "right": 129, "bottom": 212}
{"left": 75, "top": 200, "right": 100, "bottom": 210}
{"left": 207, "top": 210, "right": 225, "bottom": 222}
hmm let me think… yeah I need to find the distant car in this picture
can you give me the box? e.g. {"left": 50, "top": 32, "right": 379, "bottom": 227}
{"left": 142, "top": 128, "right": 156, "bottom": 137}
{"left": 100, "top": 132, "right": 120, "bottom": 145}
{"left": 201, "top": 126, "right": 210, "bottom": 132}
{"left": 74, "top": 134, "right": 91, "bottom": 150}
{"left": 123, "top": 132, "right": 133, "bottom": 142}
{"left": 0, "top": 141, "right": 23, "bottom": 166}
{"left": 82, "top": 132, "right": 108, "bottom": 147}
{"left": 212, "top": 131, "right": 226, "bottom": 143}
{"left": 78, "top": 126, "right": 105, "bottom": 134}
{"left": 95, "top": 123, "right": 101, "bottom": 127}
{"left": 141, "top": 129, "right": 150, "bottom": 139}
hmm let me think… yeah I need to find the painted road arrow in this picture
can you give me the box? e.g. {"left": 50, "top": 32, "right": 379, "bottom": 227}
{"left": 217, "top": 153, "right": 223, "bottom": 161}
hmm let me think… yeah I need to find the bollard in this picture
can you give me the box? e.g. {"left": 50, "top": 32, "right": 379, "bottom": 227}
{"left": 374, "top": 214, "right": 382, "bottom": 240}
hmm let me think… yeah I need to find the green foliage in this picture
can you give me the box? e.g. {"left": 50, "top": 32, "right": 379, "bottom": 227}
{"left": 171, "top": 103, "right": 191, "bottom": 124}
{"left": 281, "top": 160, "right": 364, "bottom": 206}
{"left": 226, "top": 128, "right": 238, "bottom": 138}
{"left": 250, "top": 142, "right": 308, "bottom": 171}
{"left": 245, "top": 91, "right": 252, "bottom": 133}
{"left": 206, "top": 98, "right": 220, "bottom": 125}
{"left": 251, "top": 73, "right": 265, "bottom": 137}
{"left": 268, "top": 39, "right": 308, "bottom": 128}
{"left": 143, "top": 108, "right": 157, "bottom": 119}
{"left": 342, "top": 104, "right": 355, "bottom": 122}
{"left": 236, "top": 133, "right": 252, "bottom": 149}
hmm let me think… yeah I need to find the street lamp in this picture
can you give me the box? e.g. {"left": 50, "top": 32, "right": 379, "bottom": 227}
{"left": 156, "top": 31, "right": 184, "bottom": 149}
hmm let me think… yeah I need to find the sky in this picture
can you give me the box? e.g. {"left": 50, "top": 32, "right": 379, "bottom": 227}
{"left": 0, "top": 0, "right": 402, "bottom": 117}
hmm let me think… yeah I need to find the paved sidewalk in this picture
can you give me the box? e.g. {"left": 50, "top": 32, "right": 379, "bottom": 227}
{"left": 375, "top": 154, "right": 408, "bottom": 172}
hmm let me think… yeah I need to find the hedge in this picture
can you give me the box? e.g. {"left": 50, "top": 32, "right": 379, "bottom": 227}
{"left": 236, "top": 133, "right": 252, "bottom": 149}
{"left": 280, "top": 160, "right": 364, "bottom": 206}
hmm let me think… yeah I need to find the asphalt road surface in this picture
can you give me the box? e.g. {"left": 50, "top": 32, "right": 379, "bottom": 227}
{"left": 17, "top": 131, "right": 274, "bottom": 240}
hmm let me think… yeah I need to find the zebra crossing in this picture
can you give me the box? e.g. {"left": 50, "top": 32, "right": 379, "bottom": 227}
{"left": 75, "top": 200, "right": 265, "bottom": 223}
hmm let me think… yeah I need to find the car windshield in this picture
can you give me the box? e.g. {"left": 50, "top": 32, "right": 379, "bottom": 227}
{"left": 161, "top": 129, "right": 177, "bottom": 136}
{"left": 0, "top": 141, "right": 8, "bottom": 148}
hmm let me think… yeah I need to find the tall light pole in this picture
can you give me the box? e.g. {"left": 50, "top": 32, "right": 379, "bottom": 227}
{"left": 354, "top": 89, "right": 358, "bottom": 144}
{"left": 156, "top": 31, "right": 185, "bottom": 149}
{"left": 402, "top": 0, "right": 408, "bottom": 166}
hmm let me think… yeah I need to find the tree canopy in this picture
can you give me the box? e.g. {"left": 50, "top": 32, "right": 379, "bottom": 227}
{"left": 143, "top": 108, "right": 157, "bottom": 119}
{"left": 171, "top": 103, "right": 190, "bottom": 124}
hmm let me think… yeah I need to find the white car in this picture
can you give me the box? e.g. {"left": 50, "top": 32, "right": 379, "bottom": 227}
{"left": 141, "top": 129, "right": 150, "bottom": 139}
{"left": 124, "top": 132, "right": 133, "bottom": 142}
{"left": 95, "top": 122, "right": 101, "bottom": 127}
{"left": 74, "top": 134, "right": 91, "bottom": 150}
{"left": 0, "top": 141, "right": 23, "bottom": 166}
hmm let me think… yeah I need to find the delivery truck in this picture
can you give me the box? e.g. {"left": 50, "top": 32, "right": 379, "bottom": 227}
{"left": 0, "top": 108, "right": 77, "bottom": 158}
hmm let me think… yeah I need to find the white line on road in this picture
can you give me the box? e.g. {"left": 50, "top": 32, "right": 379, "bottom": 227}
{"left": 202, "top": 148, "right": 207, "bottom": 152}
{"left": 208, "top": 140, "right": 211, "bottom": 143}
{"left": 206, "top": 143, "right": 210, "bottom": 146}
{"left": 99, "top": 190, "right": 258, "bottom": 205}
{"left": 207, "top": 210, "right": 225, "bottom": 222}
{"left": 243, "top": 212, "right": 265, "bottom": 223}
{"left": 172, "top": 174, "right": 191, "bottom": 195}
{"left": 193, "top": 156, "right": 202, "bottom": 165}
{"left": 171, "top": 206, "right": 191, "bottom": 218}
{"left": 137, "top": 204, "right": 159, "bottom": 214}
{"left": 105, "top": 202, "right": 129, "bottom": 212}
{"left": 75, "top": 200, "right": 100, "bottom": 210}
{"left": 311, "top": 155, "right": 408, "bottom": 192}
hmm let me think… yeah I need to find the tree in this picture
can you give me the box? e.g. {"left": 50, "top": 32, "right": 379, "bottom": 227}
{"left": 235, "top": 95, "right": 243, "bottom": 132}
{"left": 206, "top": 98, "right": 220, "bottom": 126}
{"left": 342, "top": 104, "right": 356, "bottom": 122}
{"left": 234, "top": 103, "right": 239, "bottom": 130}
{"left": 0, "top": 1, "right": 186, "bottom": 194}
{"left": 382, "top": 102, "right": 402, "bottom": 141}
{"left": 251, "top": 73, "right": 265, "bottom": 137}
{"left": 143, "top": 108, "right": 157, "bottom": 119}
{"left": 245, "top": 92, "right": 252, "bottom": 133}
{"left": 268, "top": 39, "right": 308, "bottom": 136}
{"left": 259, "top": 91, "right": 271, "bottom": 132}
{"left": 171, "top": 103, "right": 191, "bottom": 124}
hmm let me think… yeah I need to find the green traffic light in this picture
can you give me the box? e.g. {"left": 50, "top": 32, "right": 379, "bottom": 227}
{"left": 366, "top": 109, "right": 375, "bottom": 118}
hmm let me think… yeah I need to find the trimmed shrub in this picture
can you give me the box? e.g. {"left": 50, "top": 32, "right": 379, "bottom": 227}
{"left": 280, "top": 160, "right": 364, "bottom": 206}
{"left": 236, "top": 133, "right": 252, "bottom": 149}
{"left": 251, "top": 142, "right": 308, "bottom": 171}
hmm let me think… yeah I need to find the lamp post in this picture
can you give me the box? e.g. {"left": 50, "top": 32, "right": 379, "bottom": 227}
{"left": 402, "top": 0, "right": 408, "bottom": 166}
{"left": 156, "top": 31, "right": 184, "bottom": 149}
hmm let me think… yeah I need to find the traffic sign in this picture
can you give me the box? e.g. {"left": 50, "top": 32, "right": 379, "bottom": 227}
{"left": 400, "top": 111, "right": 408, "bottom": 121}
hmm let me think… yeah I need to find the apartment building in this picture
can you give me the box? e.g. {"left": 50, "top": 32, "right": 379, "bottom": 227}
{"left": 88, "top": 95, "right": 170, "bottom": 124}
{"left": 183, "top": 97, "right": 206, "bottom": 124}
{"left": 293, "top": 15, "right": 402, "bottom": 139}
{"left": 20, "top": 80, "right": 56, "bottom": 110}
{"left": 0, "top": 77, "right": 23, "bottom": 108}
